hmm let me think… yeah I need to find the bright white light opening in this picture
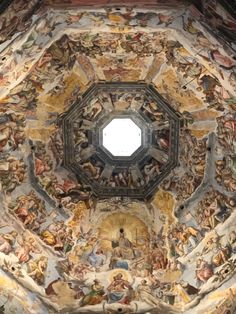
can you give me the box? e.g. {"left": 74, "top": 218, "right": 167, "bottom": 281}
{"left": 102, "top": 118, "right": 142, "bottom": 156}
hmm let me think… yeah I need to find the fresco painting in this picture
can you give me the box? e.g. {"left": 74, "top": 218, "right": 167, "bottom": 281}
{"left": 0, "top": 1, "right": 235, "bottom": 313}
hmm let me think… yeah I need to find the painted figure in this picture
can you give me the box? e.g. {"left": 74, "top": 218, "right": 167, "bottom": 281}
{"left": 80, "top": 279, "right": 106, "bottom": 306}
{"left": 112, "top": 229, "right": 135, "bottom": 260}
{"left": 195, "top": 258, "right": 214, "bottom": 285}
{"left": 107, "top": 273, "right": 133, "bottom": 304}
{"left": 27, "top": 256, "right": 48, "bottom": 285}
{"left": 0, "top": 230, "right": 17, "bottom": 254}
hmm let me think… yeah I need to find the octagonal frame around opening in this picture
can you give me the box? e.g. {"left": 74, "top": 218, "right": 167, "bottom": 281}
{"left": 61, "top": 81, "right": 181, "bottom": 200}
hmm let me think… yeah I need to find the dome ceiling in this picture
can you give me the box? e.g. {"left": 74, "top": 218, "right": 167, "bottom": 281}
{"left": 0, "top": 1, "right": 235, "bottom": 313}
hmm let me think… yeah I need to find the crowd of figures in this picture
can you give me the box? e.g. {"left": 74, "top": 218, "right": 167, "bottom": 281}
{"left": 71, "top": 90, "right": 171, "bottom": 190}
{"left": 161, "top": 129, "right": 207, "bottom": 202}
{"left": 216, "top": 113, "right": 236, "bottom": 192}
{"left": 0, "top": 7, "right": 234, "bottom": 122}
{"left": 0, "top": 110, "right": 25, "bottom": 153}
{"left": 0, "top": 110, "right": 26, "bottom": 193}
{"left": 0, "top": 1, "right": 235, "bottom": 58}
{"left": 0, "top": 154, "right": 26, "bottom": 193}
{"left": 32, "top": 140, "right": 91, "bottom": 204}
{"left": 0, "top": 2, "right": 235, "bottom": 117}
{"left": 194, "top": 190, "right": 235, "bottom": 232}
{"left": 1, "top": 188, "right": 236, "bottom": 311}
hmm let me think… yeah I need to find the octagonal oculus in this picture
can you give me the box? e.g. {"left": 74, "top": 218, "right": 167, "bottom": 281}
{"left": 102, "top": 118, "right": 142, "bottom": 157}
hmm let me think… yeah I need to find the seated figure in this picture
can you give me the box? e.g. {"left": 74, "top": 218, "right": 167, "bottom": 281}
{"left": 107, "top": 273, "right": 133, "bottom": 304}
{"left": 112, "top": 229, "right": 135, "bottom": 260}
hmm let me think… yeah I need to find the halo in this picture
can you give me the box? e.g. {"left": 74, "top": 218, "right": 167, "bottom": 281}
{"left": 108, "top": 269, "right": 131, "bottom": 282}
